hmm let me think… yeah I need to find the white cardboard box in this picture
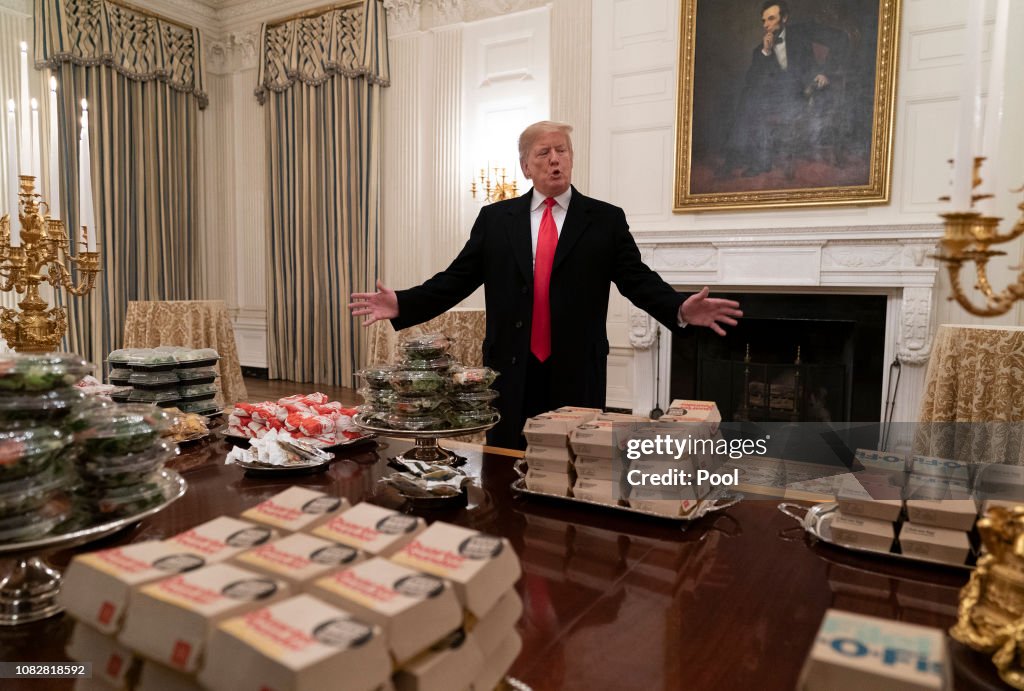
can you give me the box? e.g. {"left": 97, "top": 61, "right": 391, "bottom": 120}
{"left": 241, "top": 486, "right": 351, "bottom": 533}
{"left": 835, "top": 477, "right": 903, "bottom": 522}
{"left": 309, "top": 557, "right": 462, "bottom": 665}
{"left": 829, "top": 512, "right": 895, "bottom": 553}
{"left": 799, "top": 608, "right": 949, "bottom": 691}
{"left": 118, "top": 563, "right": 289, "bottom": 673}
{"left": 522, "top": 412, "right": 596, "bottom": 446}
{"left": 136, "top": 662, "right": 204, "bottom": 691}
{"left": 905, "top": 499, "right": 977, "bottom": 532}
{"left": 472, "top": 631, "right": 522, "bottom": 691}
{"left": 66, "top": 621, "right": 137, "bottom": 690}
{"left": 572, "top": 478, "right": 620, "bottom": 505}
{"left": 59, "top": 540, "right": 209, "bottom": 634}
{"left": 311, "top": 503, "right": 425, "bottom": 556}
{"left": 524, "top": 468, "right": 571, "bottom": 496}
{"left": 392, "top": 630, "right": 485, "bottom": 691}
{"left": 524, "top": 444, "right": 574, "bottom": 463}
{"left": 234, "top": 532, "right": 366, "bottom": 586}
{"left": 898, "top": 523, "right": 970, "bottom": 566}
{"left": 166, "top": 516, "right": 277, "bottom": 563}
{"left": 391, "top": 522, "right": 522, "bottom": 617}
{"left": 198, "top": 594, "right": 391, "bottom": 691}
{"left": 469, "top": 589, "right": 523, "bottom": 657}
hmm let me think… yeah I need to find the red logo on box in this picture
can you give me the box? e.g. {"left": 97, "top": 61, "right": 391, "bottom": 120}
{"left": 97, "top": 601, "right": 116, "bottom": 625}
{"left": 105, "top": 654, "right": 123, "bottom": 678}
{"left": 171, "top": 640, "right": 192, "bottom": 668}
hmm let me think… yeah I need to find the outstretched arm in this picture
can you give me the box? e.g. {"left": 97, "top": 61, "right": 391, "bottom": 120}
{"left": 679, "top": 287, "right": 743, "bottom": 336}
{"left": 348, "top": 279, "right": 398, "bottom": 327}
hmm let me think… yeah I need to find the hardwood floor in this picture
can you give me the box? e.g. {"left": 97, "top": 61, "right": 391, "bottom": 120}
{"left": 241, "top": 377, "right": 361, "bottom": 406}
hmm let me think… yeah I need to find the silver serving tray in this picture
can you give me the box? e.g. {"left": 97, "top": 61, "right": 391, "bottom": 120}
{"left": 778, "top": 501, "right": 975, "bottom": 571}
{"left": 511, "top": 459, "right": 741, "bottom": 525}
{"left": 0, "top": 468, "right": 187, "bottom": 556}
{"left": 352, "top": 412, "right": 498, "bottom": 438}
{"left": 222, "top": 431, "right": 377, "bottom": 454}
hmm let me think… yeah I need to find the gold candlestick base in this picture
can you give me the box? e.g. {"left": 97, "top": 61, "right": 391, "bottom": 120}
{"left": 0, "top": 176, "right": 101, "bottom": 352}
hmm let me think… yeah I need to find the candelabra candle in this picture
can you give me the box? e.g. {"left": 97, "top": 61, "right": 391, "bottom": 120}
{"left": 18, "top": 42, "right": 30, "bottom": 175}
{"left": 30, "top": 99, "right": 40, "bottom": 182}
{"left": 47, "top": 77, "right": 59, "bottom": 218}
{"left": 5, "top": 100, "right": 20, "bottom": 246}
{"left": 78, "top": 99, "right": 96, "bottom": 252}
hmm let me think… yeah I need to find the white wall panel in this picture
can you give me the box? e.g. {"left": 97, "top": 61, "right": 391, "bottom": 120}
{"left": 610, "top": 127, "right": 671, "bottom": 219}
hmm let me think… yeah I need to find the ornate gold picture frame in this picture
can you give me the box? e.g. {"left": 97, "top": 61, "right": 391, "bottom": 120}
{"left": 674, "top": 0, "right": 900, "bottom": 212}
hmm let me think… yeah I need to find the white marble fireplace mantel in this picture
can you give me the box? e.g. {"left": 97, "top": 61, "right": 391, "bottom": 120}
{"left": 626, "top": 223, "right": 945, "bottom": 425}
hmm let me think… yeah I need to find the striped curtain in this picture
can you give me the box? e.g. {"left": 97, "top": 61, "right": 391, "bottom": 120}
{"left": 35, "top": 0, "right": 207, "bottom": 362}
{"left": 257, "top": 0, "right": 389, "bottom": 385}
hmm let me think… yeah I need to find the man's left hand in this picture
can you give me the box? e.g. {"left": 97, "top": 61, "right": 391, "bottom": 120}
{"left": 813, "top": 74, "right": 829, "bottom": 89}
{"left": 680, "top": 287, "right": 743, "bottom": 337}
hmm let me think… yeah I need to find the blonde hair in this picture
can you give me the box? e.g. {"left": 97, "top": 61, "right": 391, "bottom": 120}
{"left": 518, "top": 121, "right": 574, "bottom": 164}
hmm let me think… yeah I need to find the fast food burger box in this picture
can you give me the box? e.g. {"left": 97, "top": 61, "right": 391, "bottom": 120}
{"left": 572, "top": 454, "right": 619, "bottom": 482}
{"left": 136, "top": 662, "right": 204, "bottom": 691}
{"left": 233, "top": 532, "right": 366, "bottom": 586}
{"left": 524, "top": 468, "right": 571, "bottom": 496}
{"left": 391, "top": 522, "right": 521, "bottom": 617}
{"left": 835, "top": 476, "right": 902, "bottom": 522}
{"left": 60, "top": 540, "right": 209, "bottom": 634}
{"left": 524, "top": 443, "right": 573, "bottom": 464}
{"left": 905, "top": 474, "right": 972, "bottom": 501}
{"left": 552, "top": 405, "right": 603, "bottom": 417}
{"left": 471, "top": 631, "right": 522, "bottom": 691}
{"left": 522, "top": 452, "right": 570, "bottom": 473}
{"left": 392, "top": 629, "right": 485, "bottom": 691}
{"left": 595, "top": 412, "right": 649, "bottom": 422}
{"left": 854, "top": 448, "right": 908, "bottom": 483}
{"left": 66, "top": 621, "right": 138, "bottom": 689}
{"left": 311, "top": 502, "right": 425, "bottom": 556}
{"left": 309, "top": 557, "right": 462, "bottom": 665}
{"left": 661, "top": 399, "right": 721, "bottom": 434}
{"left": 572, "top": 478, "right": 620, "bottom": 505}
{"left": 798, "top": 608, "right": 950, "bottom": 691}
{"left": 905, "top": 499, "right": 977, "bottom": 532}
{"left": 898, "top": 523, "right": 970, "bottom": 566}
{"left": 166, "top": 516, "right": 277, "bottom": 562}
{"left": 468, "top": 589, "right": 523, "bottom": 657}
{"left": 241, "top": 486, "right": 351, "bottom": 533}
{"left": 118, "top": 562, "right": 289, "bottom": 673}
{"left": 569, "top": 420, "right": 624, "bottom": 460}
{"left": 198, "top": 594, "right": 391, "bottom": 691}
{"left": 523, "top": 412, "right": 596, "bottom": 446}
{"left": 829, "top": 512, "right": 895, "bottom": 553}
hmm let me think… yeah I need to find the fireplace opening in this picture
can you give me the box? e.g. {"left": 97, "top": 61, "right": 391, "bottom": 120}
{"left": 670, "top": 293, "right": 887, "bottom": 422}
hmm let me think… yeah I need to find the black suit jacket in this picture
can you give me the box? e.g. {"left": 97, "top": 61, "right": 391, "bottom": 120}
{"left": 392, "top": 187, "right": 686, "bottom": 448}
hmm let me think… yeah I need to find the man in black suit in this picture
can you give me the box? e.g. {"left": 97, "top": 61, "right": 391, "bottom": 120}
{"left": 723, "top": 1, "right": 848, "bottom": 177}
{"left": 349, "top": 121, "right": 742, "bottom": 449}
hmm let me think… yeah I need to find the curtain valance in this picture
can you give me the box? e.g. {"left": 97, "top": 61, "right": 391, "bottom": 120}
{"left": 255, "top": 0, "right": 390, "bottom": 105}
{"left": 35, "top": 0, "right": 208, "bottom": 109}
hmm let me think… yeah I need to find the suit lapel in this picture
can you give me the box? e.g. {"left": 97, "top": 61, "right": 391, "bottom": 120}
{"left": 553, "top": 186, "right": 591, "bottom": 271}
{"left": 505, "top": 192, "right": 533, "bottom": 284}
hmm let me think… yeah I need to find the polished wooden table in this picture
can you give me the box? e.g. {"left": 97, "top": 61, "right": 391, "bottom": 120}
{"left": 0, "top": 436, "right": 1003, "bottom": 690}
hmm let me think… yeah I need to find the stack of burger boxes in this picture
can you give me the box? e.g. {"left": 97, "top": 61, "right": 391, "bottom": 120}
{"left": 626, "top": 401, "right": 722, "bottom": 517}
{"left": 972, "top": 461, "right": 1024, "bottom": 514}
{"left": 522, "top": 407, "right": 601, "bottom": 496}
{"left": 568, "top": 415, "right": 644, "bottom": 507}
{"left": 830, "top": 450, "right": 906, "bottom": 555}
{"left": 899, "top": 454, "right": 975, "bottom": 566}
{"left": 59, "top": 513, "right": 286, "bottom": 691}
{"left": 60, "top": 487, "right": 523, "bottom": 691}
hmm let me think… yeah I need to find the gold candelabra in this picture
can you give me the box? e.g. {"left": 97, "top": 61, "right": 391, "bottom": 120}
{"left": 0, "top": 175, "right": 101, "bottom": 352}
{"left": 935, "top": 157, "right": 1024, "bottom": 316}
{"left": 470, "top": 165, "right": 518, "bottom": 203}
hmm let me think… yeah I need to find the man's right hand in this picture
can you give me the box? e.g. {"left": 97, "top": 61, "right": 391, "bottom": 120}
{"left": 762, "top": 31, "right": 775, "bottom": 54}
{"left": 348, "top": 279, "right": 399, "bottom": 326}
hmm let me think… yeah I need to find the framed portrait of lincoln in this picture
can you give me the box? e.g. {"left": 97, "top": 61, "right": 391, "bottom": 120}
{"left": 674, "top": 0, "right": 900, "bottom": 211}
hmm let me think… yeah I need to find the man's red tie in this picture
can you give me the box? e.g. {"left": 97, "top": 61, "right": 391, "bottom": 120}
{"left": 531, "top": 197, "right": 558, "bottom": 362}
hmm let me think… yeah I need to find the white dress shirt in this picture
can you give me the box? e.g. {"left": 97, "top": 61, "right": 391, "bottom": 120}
{"left": 765, "top": 28, "right": 788, "bottom": 69}
{"left": 529, "top": 187, "right": 571, "bottom": 267}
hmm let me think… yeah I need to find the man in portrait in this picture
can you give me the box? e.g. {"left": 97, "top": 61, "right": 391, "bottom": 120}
{"left": 720, "top": 1, "right": 849, "bottom": 179}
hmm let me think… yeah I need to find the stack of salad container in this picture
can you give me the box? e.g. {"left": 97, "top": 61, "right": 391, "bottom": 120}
{"left": 0, "top": 353, "right": 89, "bottom": 540}
{"left": 356, "top": 334, "right": 499, "bottom": 431}
{"left": 107, "top": 347, "right": 222, "bottom": 416}
{"left": 65, "top": 404, "right": 177, "bottom": 518}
